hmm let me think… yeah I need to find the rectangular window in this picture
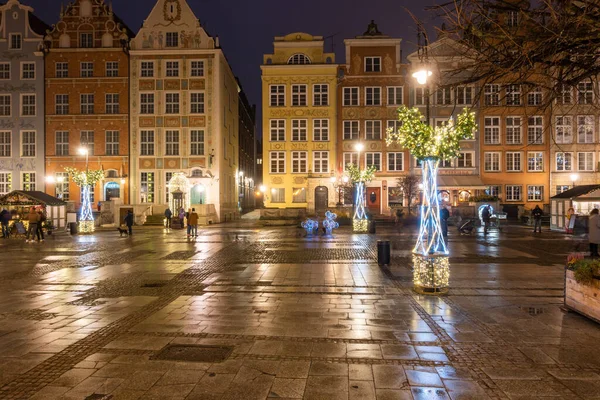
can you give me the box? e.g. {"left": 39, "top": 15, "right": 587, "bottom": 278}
{"left": 343, "top": 152, "right": 358, "bottom": 169}
{"left": 22, "top": 172, "right": 35, "bottom": 191}
{"left": 291, "top": 119, "right": 307, "bottom": 141}
{"left": 555, "top": 116, "right": 573, "bottom": 144}
{"left": 0, "top": 131, "right": 11, "bottom": 157}
{"left": 292, "top": 188, "right": 306, "bottom": 203}
{"left": 270, "top": 85, "right": 285, "bottom": 107}
{"left": 165, "top": 130, "right": 179, "bottom": 156}
{"left": 484, "top": 117, "right": 500, "bottom": 144}
{"left": 457, "top": 152, "right": 474, "bottom": 168}
{"left": 292, "top": 84, "right": 307, "bottom": 106}
{"left": 313, "top": 84, "right": 328, "bottom": 106}
{"left": 0, "top": 172, "right": 11, "bottom": 195}
{"left": 190, "top": 130, "right": 204, "bottom": 156}
{"left": 388, "top": 153, "right": 404, "bottom": 171}
{"left": 270, "top": 152, "right": 285, "bottom": 173}
{"left": 365, "top": 120, "right": 382, "bottom": 140}
{"left": 484, "top": 152, "right": 500, "bottom": 172}
{"left": 527, "top": 185, "right": 543, "bottom": 201}
{"left": 21, "top": 94, "right": 35, "bottom": 116}
{"left": 556, "top": 185, "right": 570, "bottom": 195}
{"left": 166, "top": 32, "right": 179, "bottom": 47}
{"left": 140, "top": 61, "right": 154, "bottom": 78}
{"left": 80, "top": 33, "right": 93, "bottom": 48}
{"left": 292, "top": 151, "right": 307, "bottom": 173}
{"left": 140, "top": 172, "right": 155, "bottom": 203}
{"left": 558, "top": 84, "right": 572, "bottom": 105}
{"left": 456, "top": 86, "right": 473, "bottom": 105}
{"left": 343, "top": 121, "right": 359, "bottom": 140}
{"left": 577, "top": 81, "right": 593, "bottom": 104}
{"left": 190, "top": 60, "right": 204, "bottom": 77}
{"left": 165, "top": 61, "right": 179, "bottom": 77}
{"left": 527, "top": 116, "right": 543, "bottom": 144}
{"left": 9, "top": 33, "right": 22, "bottom": 50}
{"left": 80, "top": 62, "right": 93, "bottom": 78}
{"left": 313, "top": 151, "right": 329, "bottom": 173}
{"left": 0, "top": 63, "right": 9, "bottom": 80}
{"left": 387, "top": 120, "right": 401, "bottom": 134}
{"left": 80, "top": 131, "right": 94, "bottom": 155}
{"left": 313, "top": 119, "right": 329, "bottom": 141}
{"left": 527, "top": 86, "right": 542, "bottom": 106}
{"left": 365, "top": 87, "right": 381, "bottom": 106}
{"left": 55, "top": 131, "right": 69, "bottom": 156}
{"left": 527, "top": 152, "right": 543, "bottom": 172}
{"left": 487, "top": 185, "right": 501, "bottom": 197}
{"left": 55, "top": 172, "right": 69, "bottom": 201}
{"left": 80, "top": 94, "right": 94, "bottom": 114}
{"left": 440, "top": 159, "right": 452, "bottom": 168}
{"left": 140, "top": 93, "right": 154, "bottom": 114}
{"left": 556, "top": 152, "right": 573, "bottom": 171}
{"left": 506, "top": 84, "right": 521, "bottom": 106}
{"left": 365, "top": 57, "right": 381, "bottom": 72}
{"left": 165, "top": 93, "right": 180, "bottom": 114}
{"left": 21, "top": 131, "right": 35, "bottom": 157}
{"left": 484, "top": 84, "right": 500, "bottom": 106}
{"left": 270, "top": 119, "right": 285, "bottom": 141}
{"left": 366, "top": 152, "right": 382, "bottom": 171}
{"left": 105, "top": 94, "right": 119, "bottom": 114}
{"left": 105, "top": 131, "right": 119, "bottom": 156}
{"left": 165, "top": 172, "right": 174, "bottom": 203}
{"left": 21, "top": 62, "right": 35, "bottom": 80}
{"left": 271, "top": 188, "right": 285, "bottom": 203}
{"left": 56, "top": 62, "right": 68, "bottom": 78}
{"left": 578, "top": 152, "right": 594, "bottom": 171}
{"left": 105, "top": 61, "right": 119, "bottom": 77}
{"left": 506, "top": 152, "right": 522, "bottom": 171}
{"left": 140, "top": 130, "right": 154, "bottom": 156}
{"left": 190, "top": 92, "right": 205, "bottom": 114}
{"left": 577, "top": 115, "right": 594, "bottom": 143}
{"left": 505, "top": 185, "right": 522, "bottom": 201}
{"left": 387, "top": 86, "right": 403, "bottom": 106}
{"left": 0, "top": 95, "right": 11, "bottom": 117}
{"left": 436, "top": 87, "right": 452, "bottom": 105}
{"left": 343, "top": 87, "right": 359, "bottom": 106}
{"left": 505, "top": 117, "right": 522, "bottom": 144}
{"left": 56, "top": 94, "right": 69, "bottom": 115}
{"left": 507, "top": 10, "right": 519, "bottom": 27}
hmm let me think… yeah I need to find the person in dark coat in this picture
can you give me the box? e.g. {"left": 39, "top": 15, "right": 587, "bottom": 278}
{"left": 0, "top": 209, "right": 10, "bottom": 238}
{"left": 440, "top": 207, "right": 450, "bottom": 238}
{"left": 164, "top": 208, "right": 173, "bottom": 228}
{"left": 123, "top": 210, "right": 134, "bottom": 236}
{"left": 37, "top": 210, "right": 46, "bottom": 242}
{"left": 532, "top": 205, "right": 543, "bottom": 233}
{"left": 482, "top": 206, "right": 491, "bottom": 235}
{"left": 589, "top": 209, "right": 600, "bottom": 257}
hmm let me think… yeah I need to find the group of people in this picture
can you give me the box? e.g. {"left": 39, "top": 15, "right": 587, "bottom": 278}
{"left": 164, "top": 207, "right": 200, "bottom": 237}
{"left": 0, "top": 207, "right": 48, "bottom": 242}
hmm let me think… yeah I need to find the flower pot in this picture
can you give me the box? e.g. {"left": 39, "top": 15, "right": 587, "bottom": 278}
{"left": 565, "top": 268, "right": 600, "bottom": 323}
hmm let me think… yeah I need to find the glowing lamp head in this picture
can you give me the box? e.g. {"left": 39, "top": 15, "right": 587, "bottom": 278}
{"left": 342, "top": 176, "right": 349, "bottom": 183}
{"left": 412, "top": 69, "right": 432, "bottom": 85}
{"left": 57, "top": 176, "right": 65, "bottom": 183}
{"left": 196, "top": 185, "right": 205, "bottom": 193}
{"left": 78, "top": 148, "right": 89, "bottom": 156}
{"left": 120, "top": 178, "right": 126, "bottom": 184}
{"left": 259, "top": 185, "right": 267, "bottom": 193}
{"left": 330, "top": 177, "right": 336, "bottom": 183}
{"left": 45, "top": 176, "right": 55, "bottom": 184}
{"left": 570, "top": 173, "right": 579, "bottom": 182}
{"left": 354, "top": 143, "right": 364, "bottom": 152}
{"left": 238, "top": 171, "right": 244, "bottom": 178}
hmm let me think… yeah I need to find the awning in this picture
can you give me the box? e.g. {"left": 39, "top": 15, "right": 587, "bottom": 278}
{"left": 437, "top": 176, "right": 488, "bottom": 190}
{"left": 0, "top": 191, "right": 67, "bottom": 206}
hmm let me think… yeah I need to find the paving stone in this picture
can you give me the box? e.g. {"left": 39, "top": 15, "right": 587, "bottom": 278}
{"left": 373, "top": 365, "right": 408, "bottom": 389}
{"left": 349, "top": 380, "right": 376, "bottom": 400}
{"left": 304, "top": 375, "right": 349, "bottom": 400}
{"left": 309, "top": 361, "right": 349, "bottom": 376}
{"left": 405, "top": 370, "right": 443, "bottom": 387}
{"left": 375, "top": 389, "right": 413, "bottom": 400}
{"left": 269, "top": 377, "right": 306, "bottom": 398}
{"left": 277, "top": 361, "right": 311, "bottom": 379}
{"left": 411, "top": 386, "right": 451, "bottom": 400}
{"left": 349, "top": 364, "right": 373, "bottom": 381}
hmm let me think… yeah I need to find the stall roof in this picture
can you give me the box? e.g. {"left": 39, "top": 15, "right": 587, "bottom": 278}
{"left": 438, "top": 176, "right": 488, "bottom": 190}
{"left": 551, "top": 185, "right": 600, "bottom": 200}
{"left": 0, "top": 191, "right": 67, "bottom": 206}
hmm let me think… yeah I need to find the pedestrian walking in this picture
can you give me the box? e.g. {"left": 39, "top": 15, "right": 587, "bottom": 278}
{"left": 440, "top": 207, "right": 450, "bottom": 238}
{"left": 589, "top": 209, "right": 600, "bottom": 258}
{"left": 566, "top": 207, "right": 575, "bottom": 234}
{"left": 0, "top": 209, "right": 10, "bottom": 238}
{"left": 186, "top": 208, "right": 192, "bottom": 237}
{"left": 26, "top": 207, "right": 40, "bottom": 243}
{"left": 178, "top": 208, "right": 185, "bottom": 228}
{"left": 164, "top": 207, "right": 172, "bottom": 228}
{"left": 123, "top": 210, "right": 134, "bottom": 236}
{"left": 37, "top": 210, "right": 46, "bottom": 242}
{"left": 188, "top": 208, "right": 199, "bottom": 237}
{"left": 532, "top": 205, "right": 543, "bottom": 233}
{"left": 482, "top": 206, "right": 491, "bottom": 235}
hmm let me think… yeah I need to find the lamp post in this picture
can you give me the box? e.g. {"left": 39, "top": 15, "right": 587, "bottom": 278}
{"left": 330, "top": 175, "right": 351, "bottom": 206}
{"left": 570, "top": 173, "right": 579, "bottom": 188}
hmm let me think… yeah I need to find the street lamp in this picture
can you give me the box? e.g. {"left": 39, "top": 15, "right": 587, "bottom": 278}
{"left": 331, "top": 174, "right": 351, "bottom": 206}
{"left": 570, "top": 173, "right": 579, "bottom": 188}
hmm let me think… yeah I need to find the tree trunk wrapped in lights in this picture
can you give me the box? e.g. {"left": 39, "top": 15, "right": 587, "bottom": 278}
{"left": 65, "top": 168, "right": 104, "bottom": 234}
{"left": 387, "top": 106, "right": 476, "bottom": 293}
{"left": 346, "top": 164, "right": 376, "bottom": 233}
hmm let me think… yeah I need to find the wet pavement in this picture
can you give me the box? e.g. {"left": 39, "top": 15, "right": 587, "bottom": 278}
{"left": 0, "top": 223, "right": 598, "bottom": 399}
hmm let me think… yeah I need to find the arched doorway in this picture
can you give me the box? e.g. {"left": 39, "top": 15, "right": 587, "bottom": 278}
{"left": 191, "top": 184, "right": 206, "bottom": 205}
{"left": 104, "top": 181, "right": 120, "bottom": 201}
{"left": 315, "top": 186, "right": 328, "bottom": 215}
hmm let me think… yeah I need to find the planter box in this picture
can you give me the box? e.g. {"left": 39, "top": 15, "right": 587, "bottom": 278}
{"left": 565, "top": 269, "right": 600, "bottom": 323}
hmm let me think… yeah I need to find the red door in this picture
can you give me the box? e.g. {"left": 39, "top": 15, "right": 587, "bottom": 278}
{"left": 367, "top": 187, "right": 381, "bottom": 215}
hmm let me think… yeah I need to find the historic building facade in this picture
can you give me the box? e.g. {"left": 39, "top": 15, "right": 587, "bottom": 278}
{"left": 261, "top": 33, "right": 338, "bottom": 213}
{"left": 44, "top": 0, "right": 132, "bottom": 207}
{"left": 0, "top": 0, "right": 47, "bottom": 196}
{"left": 238, "top": 85, "right": 257, "bottom": 212}
{"left": 129, "top": 0, "right": 240, "bottom": 223}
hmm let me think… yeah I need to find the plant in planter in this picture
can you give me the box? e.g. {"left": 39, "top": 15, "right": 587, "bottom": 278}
{"left": 565, "top": 253, "right": 600, "bottom": 323}
{"left": 568, "top": 256, "right": 600, "bottom": 285}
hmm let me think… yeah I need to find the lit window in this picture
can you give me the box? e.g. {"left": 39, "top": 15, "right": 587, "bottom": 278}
{"left": 22, "top": 173, "right": 35, "bottom": 191}
{"left": 527, "top": 185, "right": 543, "bottom": 202}
{"left": 527, "top": 152, "right": 543, "bottom": 172}
{"left": 556, "top": 152, "right": 573, "bottom": 171}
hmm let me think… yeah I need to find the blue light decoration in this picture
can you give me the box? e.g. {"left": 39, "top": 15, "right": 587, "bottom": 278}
{"left": 323, "top": 210, "right": 339, "bottom": 236}
{"left": 478, "top": 204, "right": 494, "bottom": 225}
{"left": 301, "top": 218, "right": 319, "bottom": 236}
{"left": 353, "top": 182, "right": 368, "bottom": 232}
{"left": 79, "top": 184, "right": 95, "bottom": 233}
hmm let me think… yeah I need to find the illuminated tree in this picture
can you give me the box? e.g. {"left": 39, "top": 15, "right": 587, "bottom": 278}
{"left": 345, "top": 163, "right": 376, "bottom": 233}
{"left": 65, "top": 167, "right": 104, "bottom": 233}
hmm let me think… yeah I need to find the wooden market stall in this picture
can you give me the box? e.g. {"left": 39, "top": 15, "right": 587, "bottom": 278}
{"left": 0, "top": 191, "right": 67, "bottom": 231}
{"left": 550, "top": 185, "right": 600, "bottom": 231}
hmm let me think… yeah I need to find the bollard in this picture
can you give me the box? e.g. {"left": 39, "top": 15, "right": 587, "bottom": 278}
{"left": 377, "top": 240, "right": 391, "bottom": 266}
{"left": 69, "top": 222, "right": 77, "bottom": 235}
{"left": 369, "top": 220, "right": 376, "bottom": 234}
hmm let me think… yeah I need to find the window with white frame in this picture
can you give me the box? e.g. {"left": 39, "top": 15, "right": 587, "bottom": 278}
{"left": 365, "top": 57, "right": 381, "bottom": 72}
{"left": 366, "top": 152, "right": 382, "bottom": 171}
{"left": 527, "top": 152, "right": 543, "bottom": 172}
{"left": 165, "top": 93, "right": 180, "bottom": 114}
{"left": 365, "top": 87, "right": 381, "bottom": 106}
{"left": 165, "top": 130, "right": 179, "bottom": 156}
{"left": 165, "top": 172, "right": 174, "bottom": 203}
{"left": 270, "top": 85, "right": 285, "bottom": 106}
{"left": 343, "top": 152, "right": 358, "bottom": 168}
{"left": 271, "top": 188, "right": 285, "bottom": 203}
{"left": 55, "top": 62, "right": 68, "bottom": 78}
{"left": 577, "top": 115, "right": 594, "bottom": 143}
{"left": 487, "top": 185, "right": 501, "bottom": 197}
{"left": 0, "top": 63, "right": 9, "bottom": 80}
{"left": 313, "top": 151, "right": 329, "bottom": 173}
{"left": 79, "top": 32, "right": 93, "bottom": 48}
{"left": 80, "top": 62, "right": 93, "bottom": 78}
{"left": 343, "top": 121, "right": 359, "bottom": 140}
{"left": 21, "top": 94, "right": 35, "bottom": 116}
{"left": 313, "top": 84, "right": 328, "bottom": 106}
{"left": 55, "top": 131, "right": 69, "bottom": 156}
{"left": 190, "top": 92, "right": 205, "bottom": 114}
{"left": 270, "top": 152, "right": 285, "bottom": 173}
{"left": 292, "top": 151, "right": 307, "bottom": 173}
{"left": 270, "top": 120, "right": 285, "bottom": 141}
{"left": 140, "top": 61, "right": 154, "bottom": 78}
{"left": 21, "top": 62, "right": 35, "bottom": 80}
{"left": 55, "top": 172, "right": 69, "bottom": 200}
{"left": 484, "top": 152, "right": 500, "bottom": 172}
{"left": 140, "top": 172, "right": 154, "bottom": 203}
{"left": 0, "top": 95, "right": 11, "bottom": 116}
{"left": 313, "top": 119, "right": 329, "bottom": 141}
{"left": 105, "top": 61, "right": 118, "bottom": 77}
{"left": 458, "top": 152, "right": 474, "bottom": 168}
{"left": 506, "top": 152, "right": 522, "bottom": 171}
{"left": 292, "top": 84, "right": 307, "bottom": 106}
{"left": 22, "top": 172, "right": 35, "bottom": 191}
{"left": 0, "top": 172, "right": 11, "bottom": 195}
{"left": 292, "top": 188, "right": 306, "bottom": 203}
{"left": 80, "top": 94, "right": 94, "bottom": 114}
{"left": 555, "top": 116, "right": 573, "bottom": 144}
{"left": 343, "top": 87, "right": 359, "bottom": 106}
{"left": 527, "top": 116, "right": 543, "bottom": 144}
{"left": 388, "top": 153, "right": 404, "bottom": 171}
{"left": 556, "top": 185, "right": 570, "bottom": 195}
{"left": 506, "top": 84, "right": 521, "bottom": 106}
{"left": 292, "top": 119, "right": 307, "bottom": 141}
{"left": 556, "top": 152, "right": 573, "bottom": 171}
{"left": 105, "top": 131, "right": 119, "bottom": 156}
{"left": 484, "top": 117, "right": 500, "bottom": 144}
{"left": 387, "top": 87, "right": 403, "bottom": 106}
{"left": 80, "top": 131, "right": 94, "bottom": 155}
{"left": 436, "top": 87, "right": 452, "bottom": 105}
{"left": 190, "top": 60, "right": 204, "bottom": 77}
{"left": 140, "top": 130, "right": 154, "bottom": 156}
{"left": 165, "top": 61, "right": 179, "bottom": 77}
{"left": 166, "top": 32, "right": 179, "bottom": 47}
{"left": 190, "top": 130, "right": 204, "bottom": 156}
{"left": 456, "top": 86, "right": 473, "bottom": 105}
{"left": 415, "top": 87, "right": 426, "bottom": 105}
{"left": 527, "top": 185, "right": 543, "bottom": 201}
{"left": 558, "top": 84, "right": 572, "bottom": 104}
{"left": 140, "top": 93, "right": 154, "bottom": 114}
{"left": 0, "top": 131, "right": 10, "bottom": 157}
{"left": 577, "top": 81, "right": 593, "bottom": 104}
{"left": 440, "top": 159, "right": 452, "bottom": 168}
{"left": 527, "top": 86, "right": 542, "bottom": 105}
{"left": 505, "top": 185, "right": 522, "bottom": 201}
{"left": 365, "top": 120, "right": 382, "bottom": 140}
{"left": 578, "top": 152, "right": 594, "bottom": 171}
{"left": 56, "top": 94, "right": 69, "bottom": 115}
{"left": 387, "top": 120, "right": 401, "bottom": 134}
{"left": 484, "top": 84, "right": 500, "bottom": 106}
{"left": 105, "top": 94, "right": 119, "bottom": 114}
{"left": 505, "top": 117, "right": 522, "bottom": 144}
{"left": 9, "top": 33, "right": 22, "bottom": 50}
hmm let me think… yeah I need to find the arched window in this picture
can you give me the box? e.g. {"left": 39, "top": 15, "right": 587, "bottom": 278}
{"left": 105, "top": 170, "right": 118, "bottom": 178}
{"left": 288, "top": 54, "right": 311, "bottom": 65}
{"left": 191, "top": 169, "right": 203, "bottom": 177}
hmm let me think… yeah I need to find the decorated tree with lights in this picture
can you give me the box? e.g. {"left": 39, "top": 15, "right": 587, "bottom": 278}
{"left": 346, "top": 163, "right": 376, "bottom": 233}
{"left": 65, "top": 167, "right": 104, "bottom": 233}
{"left": 387, "top": 105, "right": 476, "bottom": 293}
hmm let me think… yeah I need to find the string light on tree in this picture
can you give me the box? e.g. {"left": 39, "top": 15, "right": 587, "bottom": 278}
{"left": 346, "top": 150, "right": 376, "bottom": 233}
{"left": 65, "top": 163, "right": 104, "bottom": 234}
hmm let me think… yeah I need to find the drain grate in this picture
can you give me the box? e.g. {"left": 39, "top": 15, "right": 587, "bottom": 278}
{"left": 153, "top": 344, "right": 234, "bottom": 363}
{"left": 521, "top": 306, "right": 545, "bottom": 316}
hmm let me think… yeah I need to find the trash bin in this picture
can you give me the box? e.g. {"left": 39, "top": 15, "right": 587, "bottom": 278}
{"left": 377, "top": 240, "right": 391, "bottom": 266}
{"left": 369, "top": 220, "right": 376, "bottom": 234}
{"left": 69, "top": 222, "right": 77, "bottom": 235}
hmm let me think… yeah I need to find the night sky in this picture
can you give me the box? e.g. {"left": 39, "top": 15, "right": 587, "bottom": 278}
{"left": 25, "top": 0, "right": 442, "bottom": 136}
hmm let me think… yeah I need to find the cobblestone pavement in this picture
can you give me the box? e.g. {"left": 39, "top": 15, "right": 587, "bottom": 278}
{"left": 0, "top": 222, "right": 598, "bottom": 399}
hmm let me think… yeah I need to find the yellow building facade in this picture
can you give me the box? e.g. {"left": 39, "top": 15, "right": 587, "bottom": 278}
{"left": 261, "top": 33, "right": 338, "bottom": 214}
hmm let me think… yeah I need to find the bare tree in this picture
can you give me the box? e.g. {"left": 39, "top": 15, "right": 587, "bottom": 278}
{"left": 397, "top": 175, "right": 421, "bottom": 215}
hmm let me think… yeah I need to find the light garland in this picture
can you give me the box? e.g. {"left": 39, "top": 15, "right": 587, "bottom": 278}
{"left": 353, "top": 219, "right": 368, "bottom": 233}
{"left": 414, "top": 159, "right": 448, "bottom": 256}
{"left": 65, "top": 167, "right": 104, "bottom": 234}
{"left": 346, "top": 164, "right": 376, "bottom": 234}
{"left": 301, "top": 218, "right": 319, "bottom": 236}
{"left": 323, "top": 211, "right": 339, "bottom": 236}
{"left": 413, "top": 253, "right": 450, "bottom": 294}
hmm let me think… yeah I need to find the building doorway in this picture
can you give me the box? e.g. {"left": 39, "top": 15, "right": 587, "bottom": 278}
{"left": 315, "top": 186, "right": 328, "bottom": 215}
{"left": 191, "top": 184, "right": 206, "bottom": 205}
{"left": 104, "top": 182, "right": 120, "bottom": 201}
{"left": 367, "top": 187, "right": 381, "bottom": 214}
